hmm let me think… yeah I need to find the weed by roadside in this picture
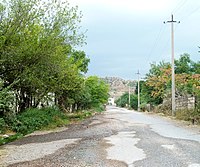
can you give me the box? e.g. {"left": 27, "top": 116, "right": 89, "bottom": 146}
{"left": 0, "top": 107, "right": 100, "bottom": 145}
{"left": 176, "top": 109, "right": 200, "bottom": 125}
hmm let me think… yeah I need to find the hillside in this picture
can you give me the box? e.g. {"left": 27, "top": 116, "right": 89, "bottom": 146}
{"left": 102, "top": 77, "right": 137, "bottom": 100}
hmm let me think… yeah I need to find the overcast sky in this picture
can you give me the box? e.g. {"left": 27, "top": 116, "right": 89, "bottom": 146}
{"left": 68, "top": 0, "right": 200, "bottom": 80}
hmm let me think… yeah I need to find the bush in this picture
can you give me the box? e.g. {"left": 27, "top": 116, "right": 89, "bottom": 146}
{"left": 93, "top": 104, "right": 105, "bottom": 112}
{"left": 0, "top": 133, "right": 23, "bottom": 145}
{"left": 0, "top": 118, "right": 6, "bottom": 134}
{"left": 175, "top": 109, "right": 193, "bottom": 121}
{"left": 176, "top": 109, "right": 200, "bottom": 124}
{"left": 0, "top": 80, "right": 15, "bottom": 117}
{"left": 10, "top": 107, "right": 69, "bottom": 135}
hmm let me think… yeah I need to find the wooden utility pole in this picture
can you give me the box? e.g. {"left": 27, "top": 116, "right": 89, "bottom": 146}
{"left": 136, "top": 70, "right": 140, "bottom": 112}
{"left": 128, "top": 85, "right": 130, "bottom": 108}
{"left": 164, "top": 14, "right": 180, "bottom": 116}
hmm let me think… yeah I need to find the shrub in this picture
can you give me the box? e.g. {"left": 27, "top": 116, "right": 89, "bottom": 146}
{"left": 0, "top": 133, "right": 23, "bottom": 145}
{"left": 176, "top": 109, "right": 192, "bottom": 121}
{"left": 0, "top": 80, "right": 15, "bottom": 117}
{"left": 175, "top": 109, "right": 200, "bottom": 124}
{"left": 94, "top": 104, "right": 105, "bottom": 112}
{"left": 0, "top": 118, "right": 6, "bottom": 134}
{"left": 10, "top": 107, "right": 69, "bottom": 134}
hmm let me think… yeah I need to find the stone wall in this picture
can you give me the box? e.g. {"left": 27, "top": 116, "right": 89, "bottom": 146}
{"left": 175, "top": 96, "right": 195, "bottom": 110}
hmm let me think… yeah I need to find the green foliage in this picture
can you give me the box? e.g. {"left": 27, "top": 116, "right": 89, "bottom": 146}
{"left": 0, "top": 133, "right": 23, "bottom": 145}
{"left": 130, "top": 95, "right": 138, "bottom": 110}
{"left": 141, "top": 81, "right": 163, "bottom": 105}
{"left": 71, "top": 50, "right": 90, "bottom": 74}
{"left": 147, "top": 61, "right": 171, "bottom": 77}
{"left": 176, "top": 109, "right": 200, "bottom": 125}
{"left": 191, "top": 61, "right": 200, "bottom": 74}
{"left": 115, "top": 93, "right": 129, "bottom": 108}
{"left": 9, "top": 107, "right": 69, "bottom": 134}
{"left": 174, "top": 53, "right": 200, "bottom": 74}
{"left": 0, "top": 79, "right": 15, "bottom": 116}
{"left": 115, "top": 93, "right": 138, "bottom": 110}
{"left": 0, "top": 107, "right": 98, "bottom": 145}
{"left": 143, "top": 54, "right": 199, "bottom": 109}
{"left": 175, "top": 53, "right": 192, "bottom": 74}
{"left": 88, "top": 104, "right": 106, "bottom": 113}
{"left": 84, "top": 76, "right": 109, "bottom": 108}
{"left": 0, "top": 118, "right": 6, "bottom": 134}
{"left": 0, "top": 0, "right": 87, "bottom": 113}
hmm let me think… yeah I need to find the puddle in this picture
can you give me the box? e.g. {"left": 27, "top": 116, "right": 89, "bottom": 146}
{"left": 105, "top": 131, "right": 146, "bottom": 166}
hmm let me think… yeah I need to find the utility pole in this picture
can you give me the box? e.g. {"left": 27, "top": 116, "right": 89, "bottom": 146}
{"left": 128, "top": 85, "right": 130, "bottom": 108}
{"left": 136, "top": 70, "right": 140, "bottom": 112}
{"left": 164, "top": 14, "right": 180, "bottom": 116}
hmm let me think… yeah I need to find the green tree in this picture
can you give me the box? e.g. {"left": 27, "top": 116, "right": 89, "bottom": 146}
{"left": 71, "top": 51, "right": 90, "bottom": 74}
{"left": 147, "top": 61, "right": 171, "bottom": 77}
{"left": 0, "top": 0, "right": 86, "bottom": 112}
{"left": 191, "top": 61, "right": 200, "bottom": 74}
{"left": 144, "top": 61, "right": 171, "bottom": 105}
{"left": 0, "top": 79, "right": 14, "bottom": 116}
{"left": 142, "top": 54, "right": 200, "bottom": 111}
{"left": 140, "top": 81, "right": 163, "bottom": 105}
{"left": 175, "top": 53, "right": 193, "bottom": 74}
{"left": 84, "top": 76, "right": 109, "bottom": 108}
{"left": 115, "top": 93, "right": 138, "bottom": 110}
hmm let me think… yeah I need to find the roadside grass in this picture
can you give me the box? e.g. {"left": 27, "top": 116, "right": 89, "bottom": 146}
{"left": 0, "top": 106, "right": 104, "bottom": 146}
{"left": 153, "top": 105, "right": 200, "bottom": 125}
{"left": 175, "top": 109, "right": 200, "bottom": 125}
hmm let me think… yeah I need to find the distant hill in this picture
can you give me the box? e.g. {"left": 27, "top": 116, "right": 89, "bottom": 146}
{"left": 102, "top": 77, "right": 137, "bottom": 100}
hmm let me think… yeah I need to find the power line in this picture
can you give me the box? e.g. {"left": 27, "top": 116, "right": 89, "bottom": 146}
{"left": 172, "top": 0, "right": 188, "bottom": 14}
{"left": 172, "top": 0, "right": 200, "bottom": 22}
{"left": 159, "top": 24, "right": 180, "bottom": 60}
{"left": 180, "top": 5, "right": 200, "bottom": 21}
{"left": 146, "top": 24, "right": 166, "bottom": 63}
{"left": 146, "top": 1, "right": 187, "bottom": 66}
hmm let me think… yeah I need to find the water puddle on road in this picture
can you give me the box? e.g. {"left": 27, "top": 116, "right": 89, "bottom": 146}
{"left": 105, "top": 131, "right": 146, "bottom": 167}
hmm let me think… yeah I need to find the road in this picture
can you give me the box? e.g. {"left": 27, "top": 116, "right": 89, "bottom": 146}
{"left": 1, "top": 106, "right": 200, "bottom": 167}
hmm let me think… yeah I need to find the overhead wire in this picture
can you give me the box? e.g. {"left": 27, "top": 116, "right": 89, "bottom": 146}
{"left": 146, "top": 24, "right": 166, "bottom": 63}
{"left": 146, "top": 0, "right": 188, "bottom": 64}
{"left": 172, "top": 0, "right": 200, "bottom": 21}
{"left": 180, "top": 5, "right": 200, "bottom": 21}
{"left": 157, "top": 0, "right": 187, "bottom": 61}
{"left": 146, "top": 0, "right": 199, "bottom": 66}
{"left": 171, "top": 0, "right": 188, "bottom": 14}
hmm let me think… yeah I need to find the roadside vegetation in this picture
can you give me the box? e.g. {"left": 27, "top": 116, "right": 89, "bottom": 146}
{"left": 0, "top": 0, "right": 109, "bottom": 144}
{"left": 116, "top": 54, "right": 200, "bottom": 124}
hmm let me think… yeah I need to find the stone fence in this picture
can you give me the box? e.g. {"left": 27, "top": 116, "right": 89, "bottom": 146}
{"left": 175, "top": 96, "right": 195, "bottom": 110}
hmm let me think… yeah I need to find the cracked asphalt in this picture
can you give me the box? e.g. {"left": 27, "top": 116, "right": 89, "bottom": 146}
{"left": 1, "top": 106, "right": 200, "bottom": 167}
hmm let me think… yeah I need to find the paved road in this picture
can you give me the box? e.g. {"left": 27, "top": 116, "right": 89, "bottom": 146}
{"left": 1, "top": 106, "right": 200, "bottom": 167}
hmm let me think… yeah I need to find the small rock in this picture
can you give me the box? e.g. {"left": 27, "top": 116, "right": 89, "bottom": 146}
{"left": 2, "top": 134, "right": 9, "bottom": 138}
